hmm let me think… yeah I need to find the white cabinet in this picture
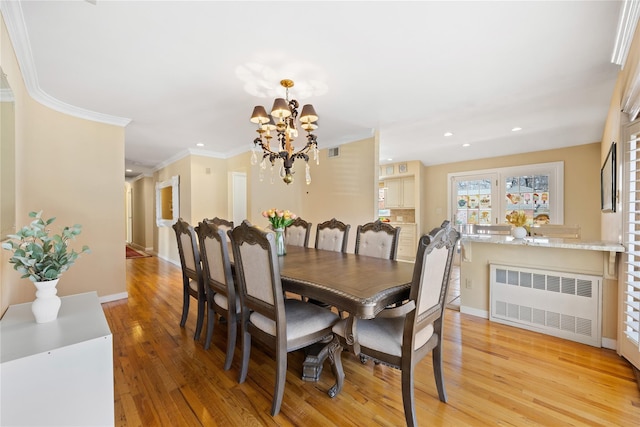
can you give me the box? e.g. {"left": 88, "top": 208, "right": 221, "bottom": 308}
{"left": 1, "top": 292, "right": 114, "bottom": 426}
{"left": 383, "top": 177, "right": 415, "bottom": 208}
{"left": 395, "top": 223, "right": 417, "bottom": 261}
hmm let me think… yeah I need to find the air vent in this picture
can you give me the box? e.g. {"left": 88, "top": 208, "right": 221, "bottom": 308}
{"left": 490, "top": 264, "right": 602, "bottom": 347}
{"left": 328, "top": 147, "right": 340, "bottom": 158}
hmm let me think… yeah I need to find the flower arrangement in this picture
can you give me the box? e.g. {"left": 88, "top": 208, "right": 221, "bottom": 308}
{"left": 262, "top": 208, "right": 297, "bottom": 229}
{"left": 505, "top": 210, "right": 528, "bottom": 227}
{"left": 1, "top": 211, "right": 90, "bottom": 282}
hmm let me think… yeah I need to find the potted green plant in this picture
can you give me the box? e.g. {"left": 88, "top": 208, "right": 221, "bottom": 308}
{"left": 2, "top": 211, "right": 90, "bottom": 323}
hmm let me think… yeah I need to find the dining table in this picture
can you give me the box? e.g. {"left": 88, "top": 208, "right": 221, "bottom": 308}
{"left": 275, "top": 245, "right": 415, "bottom": 396}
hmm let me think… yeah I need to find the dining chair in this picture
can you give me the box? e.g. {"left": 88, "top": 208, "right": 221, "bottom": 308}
{"left": 332, "top": 221, "right": 460, "bottom": 427}
{"left": 355, "top": 219, "right": 401, "bottom": 260}
{"left": 229, "top": 220, "right": 343, "bottom": 416}
{"left": 172, "top": 218, "right": 206, "bottom": 341}
{"left": 315, "top": 218, "right": 351, "bottom": 253}
{"left": 204, "top": 217, "right": 234, "bottom": 240}
{"left": 285, "top": 217, "right": 312, "bottom": 247}
{"left": 196, "top": 221, "right": 239, "bottom": 370}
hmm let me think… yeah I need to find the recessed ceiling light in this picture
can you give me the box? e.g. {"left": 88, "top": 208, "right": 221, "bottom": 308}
{"left": 196, "top": 143, "right": 205, "bottom": 147}
{"left": 126, "top": 169, "right": 132, "bottom": 172}
{"left": 462, "top": 143, "right": 471, "bottom": 147}
{"left": 387, "top": 158, "right": 393, "bottom": 161}
{"left": 511, "top": 127, "right": 522, "bottom": 132}
{"left": 444, "top": 132, "right": 453, "bottom": 137}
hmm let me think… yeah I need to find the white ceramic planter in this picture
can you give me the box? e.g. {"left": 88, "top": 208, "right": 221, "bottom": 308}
{"left": 511, "top": 226, "right": 527, "bottom": 239}
{"left": 32, "top": 279, "right": 61, "bottom": 323}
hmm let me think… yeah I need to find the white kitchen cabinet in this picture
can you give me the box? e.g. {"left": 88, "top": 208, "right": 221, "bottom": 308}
{"left": 383, "top": 177, "right": 415, "bottom": 208}
{"left": 1, "top": 292, "right": 114, "bottom": 426}
{"left": 395, "top": 223, "right": 417, "bottom": 261}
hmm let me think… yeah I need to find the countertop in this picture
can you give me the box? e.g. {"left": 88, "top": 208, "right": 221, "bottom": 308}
{"left": 460, "top": 234, "right": 625, "bottom": 252}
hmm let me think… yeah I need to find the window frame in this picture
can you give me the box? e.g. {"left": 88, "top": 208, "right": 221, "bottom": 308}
{"left": 447, "top": 161, "right": 564, "bottom": 227}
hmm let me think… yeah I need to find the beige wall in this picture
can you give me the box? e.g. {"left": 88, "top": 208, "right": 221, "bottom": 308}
{"left": 422, "top": 143, "right": 601, "bottom": 241}
{"left": 0, "top": 15, "right": 126, "bottom": 314}
{"left": 302, "top": 136, "right": 379, "bottom": 253}
{"left": 190, "top": 156, "right": 228, "bottom": 224}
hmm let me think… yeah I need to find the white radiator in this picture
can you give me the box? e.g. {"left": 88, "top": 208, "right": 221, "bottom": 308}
{"left": 489, "top": 264, "right": 602, "bottom": 347}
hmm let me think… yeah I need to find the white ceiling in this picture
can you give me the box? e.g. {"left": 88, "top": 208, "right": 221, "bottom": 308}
{"left": 2, "top": 1, "right": 625, "bottom": 179}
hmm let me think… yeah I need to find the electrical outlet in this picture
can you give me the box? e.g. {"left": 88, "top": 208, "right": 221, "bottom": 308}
{"left": 396, "top": 215, "right": 403, "bottom": 222}
{"left": 465, "top": 278, "right": 473, "bottom": 289}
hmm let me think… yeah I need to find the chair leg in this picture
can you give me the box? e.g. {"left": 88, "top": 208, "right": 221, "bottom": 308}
{"left": 204, "top": 306, "right": 215, "bottom": 350}
{"left": 432, "top": 342, "right": 448, "bottom": 403}
{"left": 327, "top": 336, "right": 344, "bottom": 398}
{"left": 194, "top": 296, "right": 205, "bottom": 340}
{"left": 401, "top": 364, "right": 417, "bottom": 427}
{"left": 180, "top": 287, "right": 190, "bottom": 327}
{"left": 224, "top": 312, "right": 237, "bottom": 371}
{"left": 238, "top": 328, "right": 251, "bottom": 384}
{"left": 271, "top": 346, "right": 287, "bottom": 416}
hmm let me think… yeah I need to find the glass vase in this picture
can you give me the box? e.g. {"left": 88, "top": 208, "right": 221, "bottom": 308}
{"left": 275, "top": 228, "right": 286, "bottom": 256}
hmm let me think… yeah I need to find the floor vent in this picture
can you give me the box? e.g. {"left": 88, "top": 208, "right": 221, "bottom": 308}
{"left": 490, "top": 264, "right": 601, "bottom": 347}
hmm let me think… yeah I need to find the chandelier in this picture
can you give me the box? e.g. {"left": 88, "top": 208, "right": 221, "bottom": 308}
{"left": 250, "top": 79, "right": 319, "bottom": 185}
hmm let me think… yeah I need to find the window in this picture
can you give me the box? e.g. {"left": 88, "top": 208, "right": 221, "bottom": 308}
{"left": 449, "top": 162, "right": 563, "bottom": 229}
{"left": 624, "top": 123, "right": 640, "bottom": 347}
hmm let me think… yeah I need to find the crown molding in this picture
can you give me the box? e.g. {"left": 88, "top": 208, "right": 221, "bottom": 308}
{"left": 0, "top": 0, "right": 131, "bottom": 127}
{"left": 612, "top": 0, "right": 640, "bottom": 68}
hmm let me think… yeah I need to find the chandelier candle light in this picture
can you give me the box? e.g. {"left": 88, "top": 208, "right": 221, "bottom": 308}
{"left": 250, "top": 79, "right": 319, "bottom": 185}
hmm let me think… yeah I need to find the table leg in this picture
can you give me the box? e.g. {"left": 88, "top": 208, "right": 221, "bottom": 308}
{"left": 301, "top": 335, "right": 333, "bottom": 382}
{"left": 327, "top": 336, "right": 344, "bottom": 398}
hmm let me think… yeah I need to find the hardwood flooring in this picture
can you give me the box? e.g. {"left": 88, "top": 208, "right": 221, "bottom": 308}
{"left": 105, "top": 255, "right": 640, "bottom": 426}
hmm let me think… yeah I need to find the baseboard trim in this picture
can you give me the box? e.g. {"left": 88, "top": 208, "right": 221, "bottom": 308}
{"left": 157, "top": 253, "right": 181, "bottom": 267}
{"left": 460, "top": 306, "right": 489, "bottom": 318}
{"left": 601, "top": 337, "right": 617, "bottom": 350}
{"left": 99, "top": 292, "right": 128, "bottom": 303}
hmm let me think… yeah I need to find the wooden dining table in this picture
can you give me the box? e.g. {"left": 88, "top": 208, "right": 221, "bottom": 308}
{"left": 275, "top": 245, "right": 415, "bottom": 395}
{"left": 278, "top": 245, "right": 414, "bottom": 319}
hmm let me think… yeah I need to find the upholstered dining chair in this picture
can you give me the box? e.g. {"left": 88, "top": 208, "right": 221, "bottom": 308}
{"left": 354, "top": 219, "right": 401, "bottom": 260}
{"left": 229, "top": 220, "right": 343, "bottom": 416}
{"left": 285, "top": 217, "right": 312, "bottom": 247}
{"left": 332, "top": 221, "right": 460, "bottom": 426}
{"left": 172, "top": 218, "right": 206, "bottom": 341}
{"left": 196, "top": 221, "right": 239, "bottom": 370}
{"left": 315, "top": 218, "right": 351, "bottom": 253}
{"left": 204, "top": 217, "right": 234, "bottom": 240}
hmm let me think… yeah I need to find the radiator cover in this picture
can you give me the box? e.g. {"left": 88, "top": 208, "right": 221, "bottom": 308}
{"left": 489, "top": 264, "right": 602, "bottom": 347}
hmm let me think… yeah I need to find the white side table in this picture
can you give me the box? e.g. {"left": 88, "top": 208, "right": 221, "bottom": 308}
{"left": 1, "top": 291, "right": 114, "bottom": 426}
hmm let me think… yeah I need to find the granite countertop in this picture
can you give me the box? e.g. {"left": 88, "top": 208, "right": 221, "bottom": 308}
{"left": 460, "top": 234, "right": 625, "bottom": 252}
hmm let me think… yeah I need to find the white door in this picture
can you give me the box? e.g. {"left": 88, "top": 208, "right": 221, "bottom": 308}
{"left": 230, "top": 172, "right": 247, "bottom": 226}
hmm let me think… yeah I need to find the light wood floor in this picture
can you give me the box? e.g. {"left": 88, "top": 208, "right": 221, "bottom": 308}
{"left": 105, "top": 255, "right": 640, "bottom": 426}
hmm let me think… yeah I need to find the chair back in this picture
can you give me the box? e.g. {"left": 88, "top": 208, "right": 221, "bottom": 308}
{"left": 173, "top": 218, "right": 203, "bottom": 285}
{"left": 407, "top": 221, "right": 460, "bottom": 353}
{"left": 285, "top": 217, "right": 311, "bottom": 247}
{"left": 229, "top": 221, "right": 284, "bottom": 322}
{"left": 197, "top": 221, "right": 236, "bottom": 303}
{"left": 355, "top": 220, "right": 401, "bottom": 259}
{"left": 315, "top": 218, "right": 351, "bottom": 253}
{"left": 204, "top": 217, "right": 234, "bottom": 240}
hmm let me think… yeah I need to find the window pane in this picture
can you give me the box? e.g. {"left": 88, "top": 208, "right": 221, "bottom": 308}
{"left": 505, "top": 174, "right": 551, "bottom": 226}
